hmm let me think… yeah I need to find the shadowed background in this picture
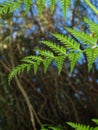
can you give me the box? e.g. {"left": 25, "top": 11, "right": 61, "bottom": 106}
{"left": 0, "top": 0, "right": 98, "bottom": 129}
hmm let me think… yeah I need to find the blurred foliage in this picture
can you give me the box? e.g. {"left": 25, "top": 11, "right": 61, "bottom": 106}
{"left": 0, "top": 0, "right": 98, "bottom": 130}
{"left": 67, "top": 118, "right": 98, "bottom": 130}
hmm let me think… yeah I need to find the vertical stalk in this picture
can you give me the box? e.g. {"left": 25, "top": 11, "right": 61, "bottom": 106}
{"left": 84, "top": 0, "right": 98, "bottom": 15}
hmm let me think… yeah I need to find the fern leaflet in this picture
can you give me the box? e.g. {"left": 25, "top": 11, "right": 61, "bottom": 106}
{"left": 84, "top": 18, "right": 98, "bottom": 36}
{"left": 8, "top": 64, "right": 32, "bottom": 84}
{"left": 24, "top": 0, "right": 32, "bottom": 14}
{"left": 66, "top": 27, "right": 97, "bottom": 45}
{"left": 49, "top": 0, "right": 57, "bottom": 13}
{"left": 66, "top": 122, "right": 93, "bottom": 130}
{"left": 92, "top": 119, "right": 98, "bottom": 125}
{"left": 35, "top": 49, "right": 54, "bottom": 73}
{"left": 68, "top": 52, "right": 82, "bottom": 73}
{"left": 0, "top": 0, "right": 21, "bottom": 15}
{"left": 37, "top": 0, "right": 46, "bottom": 16}
{"left": 60, "top": 0, "right": 71, "bottom": 19}
{"left": 55, "top": 55, "right": 65, "bottom": 74}
{"left": 41, "top": 40, "right": 67, "bottom": 56}
{"left": 85, "top": 47, "right": 98, "bottom": 71}
{"left": 52, "top": 33, "right": 80, "bottom": 50}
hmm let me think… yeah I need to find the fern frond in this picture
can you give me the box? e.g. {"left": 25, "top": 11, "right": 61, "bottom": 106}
{"left": 24, "top": 0, "right": 32, "bottom": 14}
{"left": 35, "top": 49, "right": 54, "bottom": 58}
{"left": 55, "top": 55, "right": 65, "bottom": 74}
{"left": 41, "top": 40, "right": 66, "bottom": 56}
{"left": 0, "top": 0, "right": 71, "bottom": 18}
{"left": 33, "top": 62, "right": 41, "bottom": 75}
{"left": 68, "top": 52, "right": 82, "bottom": 73}
{"left": 35, "top": 49, "right": 54, "bottom": 73}
{"left": 8, "top": 55, "right": 43, "bottom": 83}
{"left": 66, "top": 28, "right": 97, "bottom": 45}
{"left": 85, "top": 47, "right": 98, "bottom": 71}
{"left": 60, "top": 0, "right": 71, "bottom": 19}
{"left": 92, "top": 119, "right": 98, "bottom": 125}
{"left": 8, "top": 63, "right": 32, "bottom": 84}
{"left": 93, "top": 127, "right": 98, "bottom": 130}
{"left": 52, "top": 33, "right": 80, "bottom": 50}
{"left": 41, "top": 124, "right": 62, "bottom": 130}
{"left": 21, "top": 59, "right": 35, "bottom": 64}
{"left": 66, "top": 122, "right": 93, "bottom": 130}
{"left": 0, "top": 0, "right": 21, "bottom": 15}
{"left": 43, "top": 58, "right": 53, "bottom": 73}
{"left": 34, "top": 49, "right": 66, "bottom": 74}
{"left": 84, "top": 18, "right": 98, "bottom": 35}
{"left": 22, "top": 55, "right": 43, "bottom": 74}
{"left": 48, "top": 125, "right": 62, "bottom": 130}
{"left": 49, "top": 0, "right": 57, "bottom": 13}
{"left": 22, "top": 55, "right": 43, "bottom": 62}
{"left": 37, "top": 0, "right": 46, "bottom": 16}
{"left": 0, "top": 0, "right": 33, "bottom": 16}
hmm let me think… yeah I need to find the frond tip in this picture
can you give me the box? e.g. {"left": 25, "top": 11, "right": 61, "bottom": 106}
{"left": 66, "top": 118, "right": 98, "bottom": 130}
{"left": 66, "top": 122, "right": 93, "bottom": 130}
{"left": 8, "top": 64, "right": 32, "bottom": 84}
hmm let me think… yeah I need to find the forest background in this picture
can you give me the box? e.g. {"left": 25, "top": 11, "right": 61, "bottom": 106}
{"left": 0, "top": 0, "right": 98, "bottom": 130}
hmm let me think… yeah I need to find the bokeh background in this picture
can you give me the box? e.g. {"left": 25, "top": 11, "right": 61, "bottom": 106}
{"left": 0, "top": 0, "right": 98, "bottom": 129}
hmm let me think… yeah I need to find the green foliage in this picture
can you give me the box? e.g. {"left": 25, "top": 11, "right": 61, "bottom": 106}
{"left": 40, "top": 124, "right": 63, "bottom": 130}
{"left": 66, "top": 27, "right": 96, "bottom": 45}
{"left": 8, "top": 56, "right": 43, "bottom": 83}
{"left": 0, "top": 0, "right": 71, "bottom": 18}
{"left": 67, "top": 118, "right": 98, "bottom": 130}
{"left": 8, "top": 18, "right": 98, "bottom": 83}
{"left": 0, "top": 0, "right": 97, "bottom": 83}
{"left": 60, "top": 0, "right": 71, "bottom": 18}
{"left": 0, "top": 0, "right": 21, "bottom": 16}
{"left": 92, "top": 119, "right": 98, "bottom": 125}
{"left": 37, "top": 0, "right": 46, "bottom": 16}
{"left": 24, "top": 0, "right": 32, "bottom": 14}
{"left": 49, "top": 0, "right": 57, "bottom": 13}
{"left": 84, "top": 18, "right": 98, "bottom": 36}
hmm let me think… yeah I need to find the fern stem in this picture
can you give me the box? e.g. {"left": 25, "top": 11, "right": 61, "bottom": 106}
{"left": 84, "top": 0, "right": 98, "bottom": 15}
{"left": 15, "top": 76, "right": 37, "bottom": 130}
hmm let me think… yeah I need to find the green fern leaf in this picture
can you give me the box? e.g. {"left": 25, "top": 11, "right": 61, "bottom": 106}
{"left": 48, "top": 126, "right": 62, "bottom": 130}
{"left": 92, "top": 119, "right": 98, "bottom": 125}
{"left": 55, "top": 55, "right": 65, "bottom": 74}
{"left": 22, "top": 57, "right": 41, "bottom": 75}
{"left": 26, "top": 64, "right": 32, "bottom": 72}
{"left": 22, "top": 55, "right": 43, "bottom": 62}
{"left": 24, "top": 0, "right": 32, "bottom": 14}
{"left": 35, "top": 49, "right": 54, "bottom": 73}
{"left": 43, "top": 58, "right": 53, "bottom": 73}
{"left": 67, "top": 122, "right": 93, "bottom": 130}
{"left": 8, "top": 64, "right": 30, "bottom": 83}
{"left": 21, "top": 58, "right": 35, "bottom": 64}
{"left": 93, "top": 127, "right": 98, "bottom": 130}
{"left": 85, "top": 47, "right": 98, "bottom": 71}
{"left": 49, "top": 0, "right": 57, "bottom": 13}
{"left": 21, "top": 58, "right": 36, "bottom": 73}
{"left": 33, "top": 62, "right": 40, "bottom": 75}
{"left": 60, "top": 0, "right": 71, "bottom": 19}
{"left": 52, "top": 33, "right": 80, "bottom": 50}
{"left": 41, "top": 40, "right": 66, "bottom": 56}
{"left": 66, "top": 28, "right": 97, "bottom": 45}
{"left": 22, "top": 55, "right": 43, "bottom": 74}
{"left": 68, "top": 52, "right": 82, "bottom": 73}
{"left": 0, "top": 0, "right": 21, "bottom": 15}
{"left": 37, "top": 0, "right": 46, "bottom": 16}
{"left": 84, "top": 18, "right": 98, "bottom": 35}
{"left": 35, "top": 49, "right": 54, "bottom": 58}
